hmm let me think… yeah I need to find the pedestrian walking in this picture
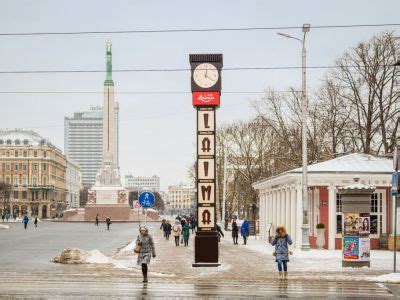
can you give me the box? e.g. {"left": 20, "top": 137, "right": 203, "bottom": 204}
{"left": 95, "top": 214, "right": 99, "bottom": 226}
{"left": 22, "top": 215, "right": 29, "bottom": 229}
{"left": 1, "top": 214, "right": 4, "bottom": 222}
{"left": 271, "top": 226, "right": 293, "bottom": 280}
{"left": 190, "top": 215, "right": 196, "bottom": 234}
{"left": 106, "top": 217, "right": 112, "bottom": 230}
{"left": 216, "top": 224, "right": 224, "bottom": 242}
{"left": 241, "top": 218, "right": 249, "bottom": 245}
{"left": 6, "top": 213, "right": 10, "bottom": 222}
{"left": 160, "top": 219, "right": 167, "bottom": 239}
{"left": 231, "top": 218, "right": 239, "bottom": 245}
{"left": 135, "top": 227, "right": 156, "bottom": 283}
{"left": 182, "top": 221, "right": 190, "bottom": 246}
{"left": 172, "top": 220, "right": 182, "bottom": 247}
{"left": 165, "top": 220, "right": 172, "bottom": 240}
{"left": 34, "top": 216, "right": 38, "bottom": 228}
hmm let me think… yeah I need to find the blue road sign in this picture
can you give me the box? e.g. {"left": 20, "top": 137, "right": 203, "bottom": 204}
{"left": 139, "top": 191, "right": 155, "bottom": 209}
{"left": 392, "top": 172, "right": 398, "bottom": 196}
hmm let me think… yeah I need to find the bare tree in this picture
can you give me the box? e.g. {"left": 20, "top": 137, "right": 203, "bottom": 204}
{"left": 332, "top": 32, "right": 399, "bottom": 154}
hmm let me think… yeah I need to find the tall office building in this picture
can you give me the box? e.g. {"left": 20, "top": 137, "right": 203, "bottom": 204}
{"left": 64, "top": 104, "right": 119, "bottom": 188}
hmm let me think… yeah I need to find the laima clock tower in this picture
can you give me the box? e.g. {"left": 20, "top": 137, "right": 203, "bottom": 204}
{"left": 190, "top": 54, "right": 223, "bottom": 267}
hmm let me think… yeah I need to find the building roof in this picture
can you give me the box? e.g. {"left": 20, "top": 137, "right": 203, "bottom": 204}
{"left": 253, "top": 153, "right": 392, "bottom": 188}
{"left": 291, "top": 153, "right": 392, "bottom": 174}
{"left": 0, "top": 129, "right": 55, "bottom": 148}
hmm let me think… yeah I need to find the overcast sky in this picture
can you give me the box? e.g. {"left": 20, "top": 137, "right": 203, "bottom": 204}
{"left": 0, "top": 1, "right": 398, "bottom": 190}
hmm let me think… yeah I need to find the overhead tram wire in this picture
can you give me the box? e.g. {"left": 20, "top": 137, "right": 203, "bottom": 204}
{"left": 0, "top": 64, "right": 397, "bottom": 75}
{"left": 0, "top": 90, "right": 300, "bottom": 95}
{"left": 0, "top": 23, "right": 399, "bottom": 36}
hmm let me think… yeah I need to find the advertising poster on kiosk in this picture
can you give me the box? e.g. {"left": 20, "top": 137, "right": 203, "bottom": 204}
{"left": 343, "top": 236, "right": 360, "bottom": 261}
{"left": 344, "top": 213, "right": 370, "bottom": 236}
{"left": 359, "top": 238, "right": 371, "bottom": 261}
{"left": 343, "top": 213, "right": 370, "bottom": 262}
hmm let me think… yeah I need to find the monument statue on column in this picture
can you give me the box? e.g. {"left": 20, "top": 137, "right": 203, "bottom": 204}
{"left": 85, "top": 41, "right": 129, "bottom": 220}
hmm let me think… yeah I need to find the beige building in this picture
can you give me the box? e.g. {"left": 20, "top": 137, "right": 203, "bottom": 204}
{"left": 0, "top": 129, "right": 67, "bottom": 219}
{"left": 167, "top": 185, "right": 196, "bottom": 213}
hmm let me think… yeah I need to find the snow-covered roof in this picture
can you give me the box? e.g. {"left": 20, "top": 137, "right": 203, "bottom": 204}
{"left": 290, "top": 153, "right": 392, "bottom": 174}
{"left": 253, "top": 153, "right": 392, "bottom": 189}
{"left": 0, "top": 129, "right": 54, "bottom": 147}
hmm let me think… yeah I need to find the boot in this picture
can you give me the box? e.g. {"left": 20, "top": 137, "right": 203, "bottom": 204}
{"left": 283, "top": 271, "right": 288, "bottom": 280}
{"left": 278, "top": 271, "right": 283, "bottom": 279}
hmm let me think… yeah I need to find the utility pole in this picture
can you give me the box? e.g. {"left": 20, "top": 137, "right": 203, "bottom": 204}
{"left": 393, "top": 53, "right": 400, "bottom": 273}
{"left": 277, "top": 24, "right": 311, "bottom": 250}
{"left": 222, "top": 149, "right": 227, "bottom": 230}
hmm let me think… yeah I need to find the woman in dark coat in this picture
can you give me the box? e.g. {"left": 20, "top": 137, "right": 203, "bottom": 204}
{"left": 271, "top": 226, "right": 293, "bottom": 279}
{"left": 231, "top": 219, "right": 239, "bottom": 245}
{"left": 165, "top": 220, "right": 172, "bottom": 240}
{"left": 136, "top": 227, "right": 156, "bottom": 283}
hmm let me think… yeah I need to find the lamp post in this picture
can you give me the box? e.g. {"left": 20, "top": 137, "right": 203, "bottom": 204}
{"left": 278, "top": 23, "right": 311, "bottom": 250}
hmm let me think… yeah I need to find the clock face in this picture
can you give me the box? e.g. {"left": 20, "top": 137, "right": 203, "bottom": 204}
{"left": 193, "top": 63, "right": 219, "bottom": 89}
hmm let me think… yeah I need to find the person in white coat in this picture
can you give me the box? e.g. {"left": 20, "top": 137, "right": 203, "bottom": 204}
{"left": 172, "top": 220, "right": 182, "bottom": 246}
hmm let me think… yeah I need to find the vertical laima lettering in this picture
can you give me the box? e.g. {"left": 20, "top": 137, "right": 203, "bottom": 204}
{"left": 202, "top": 209, "right": 211, "bottom": 225}
{"left": 203, "top": 113, "right": 210, "bottom": 129}
{"left": 201, "top": 185, "right": 212, "bottom": 201}
{"left": 203, "top": 161, "right": 209, "bottom": 177}
{"left": 201, "top": 137, "right": 211, "bottom": 152}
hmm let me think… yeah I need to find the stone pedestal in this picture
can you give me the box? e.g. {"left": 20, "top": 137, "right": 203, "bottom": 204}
{"left": 84, "top": 204, "right": 131, "bottom": 221}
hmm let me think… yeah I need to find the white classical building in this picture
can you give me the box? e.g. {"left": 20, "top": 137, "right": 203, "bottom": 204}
{"left": 125, "top": 174, "right": 160, "bottom": 192}
{"left": 65, "top": 160, "right": 82, "bottom": 208}
{"left": 253, "top": 153, "right": 393, "bottom": 250}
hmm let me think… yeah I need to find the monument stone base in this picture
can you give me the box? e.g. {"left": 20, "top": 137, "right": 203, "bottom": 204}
{"left": 84, "top": 204, "right": 131, "bottom": 221}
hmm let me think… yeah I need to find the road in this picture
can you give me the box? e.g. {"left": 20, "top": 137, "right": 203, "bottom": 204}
{"left": 0, "top": 221, "right": 398, "bottom": 298}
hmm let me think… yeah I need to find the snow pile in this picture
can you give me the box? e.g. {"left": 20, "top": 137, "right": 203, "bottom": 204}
{"left": 245, "top": 239, "right": 395, "bottom": 272}
{"left": 85, "top": 250, "right": 112, "bottom": 264}
{"left": 0, "top": 224, "right": 10, "bottom": 229}
{"left": 367, "top": 273, "right": 400, "bottom": 283}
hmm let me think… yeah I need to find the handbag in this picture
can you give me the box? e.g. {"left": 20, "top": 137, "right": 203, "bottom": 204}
{"left": 134, "top": 236, "right": 142, "bottom": 254}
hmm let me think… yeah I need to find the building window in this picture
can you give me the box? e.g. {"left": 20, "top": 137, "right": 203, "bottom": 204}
{"left": 15, "top": 151, "right": 19, "bottom": 157}
{"left": 23, "top": 139, "right": 29, "bottom": 145}
{"left": 43, "top": 151, "right": 47, "bottom": 158}
{"left": 6, "top": 164, "right": 10, "bottom": 171}
{"left": 43, "top": 177, "right": 47, "bottom": 186}
{"left": 42, "top": 163, "right": 47, "bottom": 171}
{"left": 6, "top": 150, "right": 10, "bottom": 157}
{"left": 23, "top": 151, "right": 27, "bottom": 157}
{"left": 6, "top": 139, "right": 11, "bottom": 145}
{"left": 0, "top": 139, "right": 3, "bottom": 145}
{"left": 5, "top": 176, "right": 10, "bottom": 185}
{"left": 13, "top": 176, "right": 18, "bottom": 187}
{"left": 33, "top": 151, "right": 38, "bottom": 157}
{"left": 33, "top": 177, "right": 37, "bottom": 186}
{"left": 34, "top": 164, "right": 38, "bottom": 171}
{"left": 15, "top": 139, "right": 20, "bottom": 145}
{"left": 14, "top": 163, "right": 18, "bottom": 171}
{"left": 336, "top": 191, "right": 385, "bottom": 236}
{"left": 22, "top": 164, "right": 27, "bottom": 171}
{"left": 22, "top": 176, "right": 27, "bottom": 186}
{"left": 13, "top": 191, "right": 18, "bottom": 199}
{"left": 22, "top": 191, "right": 27, "bottom": 199}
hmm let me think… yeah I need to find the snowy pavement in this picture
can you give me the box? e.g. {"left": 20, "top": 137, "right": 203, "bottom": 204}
{"left": 1, "top": 221, "right": 400, "bottom": 297}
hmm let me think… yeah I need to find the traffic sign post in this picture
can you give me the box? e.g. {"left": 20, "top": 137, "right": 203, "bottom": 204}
{"left": 139, "top": 191, "right": 155, "bottom": 226}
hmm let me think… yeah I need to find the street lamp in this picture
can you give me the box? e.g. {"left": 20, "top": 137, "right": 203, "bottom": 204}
{"left": 277, "top": 23, "right": 311, "bottom": 250}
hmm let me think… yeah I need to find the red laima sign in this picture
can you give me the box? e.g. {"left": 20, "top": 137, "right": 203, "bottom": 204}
{"left": 192, "top": 91, "right": 220, "bottom": 106}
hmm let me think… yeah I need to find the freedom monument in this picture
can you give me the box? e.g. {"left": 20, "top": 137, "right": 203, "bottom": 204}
{"left": 84, "top": 41, "right": 129, "bottom": 221}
